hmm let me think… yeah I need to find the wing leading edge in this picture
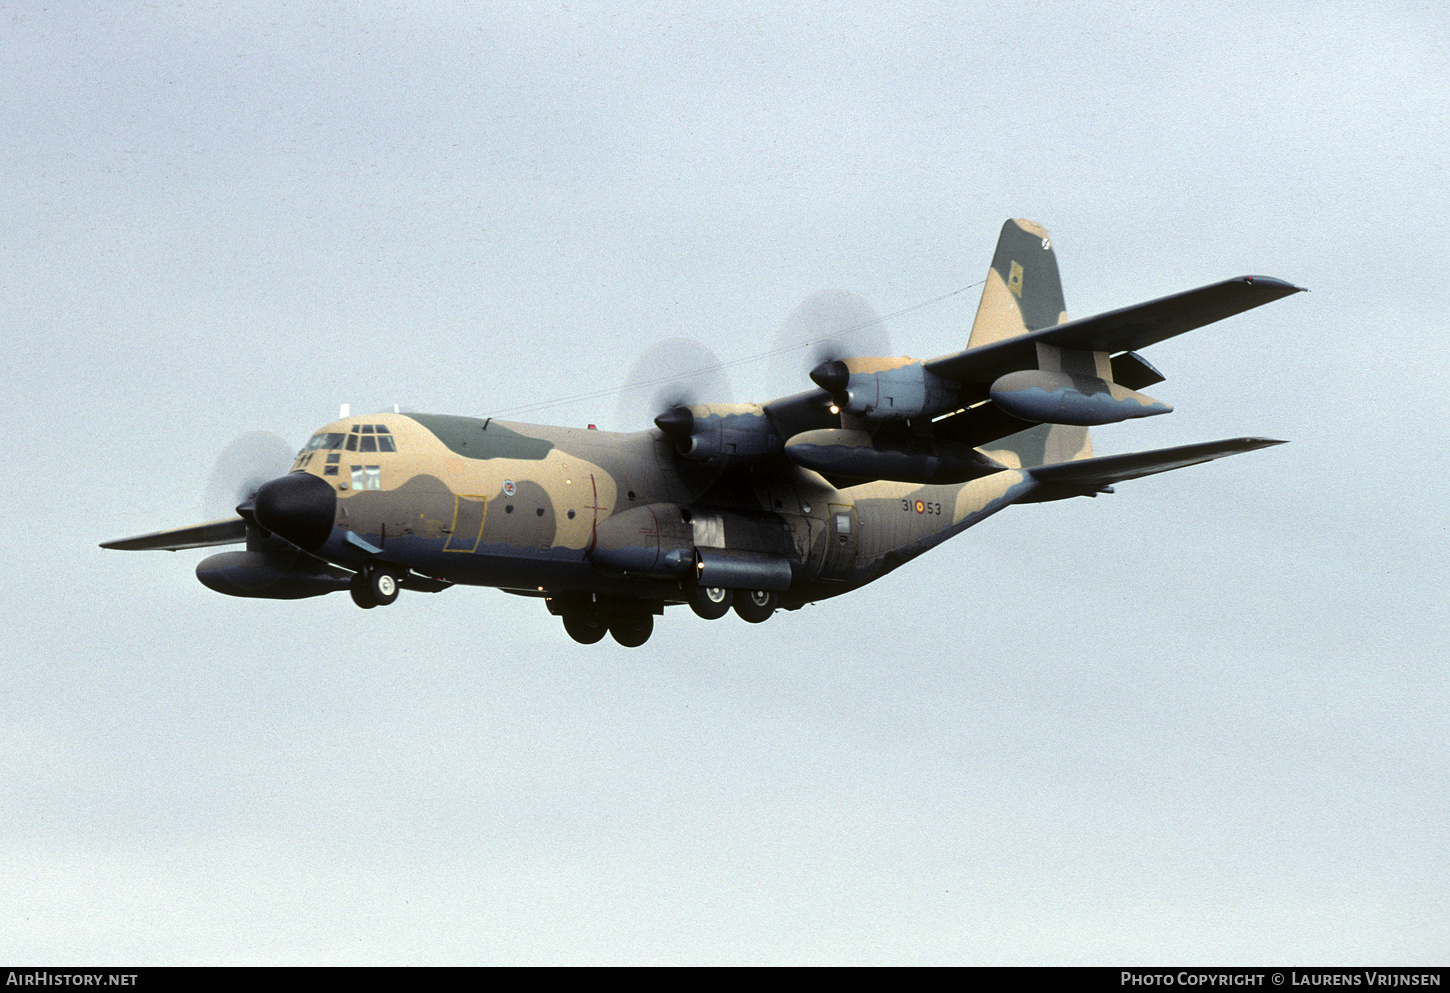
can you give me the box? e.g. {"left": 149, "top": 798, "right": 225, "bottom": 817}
{"left": 100, "top": 517, "right": 249, "bottom": 551}
{"left": 925, "top": 275, "right": 1303, "bottom": 387}
{"left": 762, "top": 275, "right": 1302, "bottom": 456}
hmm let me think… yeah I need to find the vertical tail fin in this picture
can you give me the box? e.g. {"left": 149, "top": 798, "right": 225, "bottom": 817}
{"left": 970, "top": 219, "right": 1094, "bottom": 467}
{"left": 968, "top": 218, "right": 1067, "bottom": 348}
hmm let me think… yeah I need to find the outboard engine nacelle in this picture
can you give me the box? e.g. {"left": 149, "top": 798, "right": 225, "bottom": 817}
{"left": 810, "top": 357, "right": 960, "bottom": 421}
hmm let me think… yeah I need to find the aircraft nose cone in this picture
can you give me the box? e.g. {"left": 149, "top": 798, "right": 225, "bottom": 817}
{"left": 252, "top": 472, "right": 337, "bottom": 552}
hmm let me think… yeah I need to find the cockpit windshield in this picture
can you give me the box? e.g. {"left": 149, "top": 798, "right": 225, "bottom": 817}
{"left": 303, "top": 432, "right": 346, "bottom": 451}
{"left": 344, "top": 424, "right": 397, "bottom": 453}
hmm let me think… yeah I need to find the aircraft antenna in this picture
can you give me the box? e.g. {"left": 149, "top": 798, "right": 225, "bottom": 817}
{"left": 485, "top": 280, "right": 984, "bottom": 420}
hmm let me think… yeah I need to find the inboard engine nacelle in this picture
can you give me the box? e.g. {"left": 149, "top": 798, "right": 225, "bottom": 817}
{"left": 784, "top": 429, "right": 1005, "bottom": 485}
{"left": 654, "top": 403, "right": 784, "bottom": 462}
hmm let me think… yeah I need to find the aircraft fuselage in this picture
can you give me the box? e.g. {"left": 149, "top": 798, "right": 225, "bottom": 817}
{"left": 267, "top": 411, "right": 1033, "bottom": 612}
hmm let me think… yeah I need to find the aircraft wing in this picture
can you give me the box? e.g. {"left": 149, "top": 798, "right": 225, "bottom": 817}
{"left": 762, "top": 387, "right": 839, "bottom": 439}
{"left": 1020, "top": 437, "right": 1285, "bottom": 502}
{"left": 100, "top": 517, "right": 249, "bottom": 551}
{"left": 762, "top": 276, "right": 1302, "bottom": 445}
{"left": 924, "top": 276, "right": 1303, "bottom": 386}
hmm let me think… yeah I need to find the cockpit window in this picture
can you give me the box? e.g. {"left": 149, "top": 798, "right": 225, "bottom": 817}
{"left": 303, "top": 432, "right": 345, "bottom": 452}
{"left": 345, "top": 424, "right": 396, "bottom": 452}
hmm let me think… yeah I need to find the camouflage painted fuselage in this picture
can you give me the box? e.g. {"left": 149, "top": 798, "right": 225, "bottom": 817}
{"left": 103, "top": 217, "right": 1300, "bottom": 643}
{"left": 296, "top": 411, "right": 1033, "bottom": 610}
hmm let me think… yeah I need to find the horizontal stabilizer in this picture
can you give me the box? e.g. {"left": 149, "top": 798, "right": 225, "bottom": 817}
{"left": 1021, "top": 437, "right": 1285, "bottom": 502}
{"left": 100, "top": 517, "right": 248, "bottom": 551}
{"left": 927, "top": 276, "right": 1303, "bottom": 386}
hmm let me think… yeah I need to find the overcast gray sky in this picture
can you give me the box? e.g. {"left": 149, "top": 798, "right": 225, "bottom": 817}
{"left": 4, "top": 0, "right": 1447, "bottom": 964}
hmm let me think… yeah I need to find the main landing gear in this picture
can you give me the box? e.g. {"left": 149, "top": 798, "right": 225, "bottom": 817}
{"left": 732, "top": 589, "right": 777, "bottom": 624}
{"left": 349, "top": 565, "right": 400, "bottom": 609}
{"left": 560, "top": 607, "right": 655, "bottom": 647}
{"left": 551, "top": 584, "right": 778, "bottom": 644}
{"left": 550, "top": 595, "right": 659, "bottom": 648}
{"left": 687, "top": 579, "right": 777, "bottom": 624}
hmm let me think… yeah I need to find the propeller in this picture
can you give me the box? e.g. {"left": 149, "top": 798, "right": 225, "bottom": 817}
{"left": 613, "top": 337, "right": 734, "bottom": 431}
{"left": 764, "top": 289, "right": 893, "bottom": 399}
{"left": 203, "top": 431, "right": 297, "bottom": 519}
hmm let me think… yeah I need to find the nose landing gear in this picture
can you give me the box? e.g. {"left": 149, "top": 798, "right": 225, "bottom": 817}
{"left": 349, "top": 565, "right": 400, "bottom": 609}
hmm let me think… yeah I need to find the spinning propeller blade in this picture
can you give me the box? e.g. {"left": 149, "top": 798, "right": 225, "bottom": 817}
{"left": 765, "top": 289, "right": 892, "bottom": 397}
{"left": 613, "top": 337, "right": 734, "bottom": 430}
{"left": 203, "top": 431, "right": 296, "bottom": 519}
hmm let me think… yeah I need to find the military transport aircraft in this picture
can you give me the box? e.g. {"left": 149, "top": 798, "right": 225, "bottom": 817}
{"left": 102, "top": 219, "right": 1301, "bottom": 647}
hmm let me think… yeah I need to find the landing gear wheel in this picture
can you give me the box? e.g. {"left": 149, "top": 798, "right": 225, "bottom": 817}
{"left": 686, "top": 581, "right": 732, "bottom": 620}
{"left": 733, "top": 589, "right": 777, "bottom": 624}
{"left": 563, "top": 611, "right": 608, "bottom": 645}
{"left": 368, "top": 567, "right": 400, "bottom": 606}
{"left": 349, "top": 571, "right": 377, "bottom": 609}
{"left": 608, "top": 613, "right": 654, "bottom": 648}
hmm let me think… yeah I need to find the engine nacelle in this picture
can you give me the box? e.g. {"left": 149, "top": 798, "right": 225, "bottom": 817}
{"left": 196, "top": 550, "right": 352, "bottom": 599}
{"left": 654, "top": 403, "right": 783, "bottom": 463}
{"left": 810, "top": 358, "right": 960, "bottom": 421}
{"left": 785, "top": 428, "right": 1006, "bottom": 485}
{"left": 989, "top": 370, "right": 1172, "bottom": 426}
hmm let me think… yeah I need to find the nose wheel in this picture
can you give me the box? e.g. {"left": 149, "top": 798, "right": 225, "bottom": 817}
{"left": 350, "top": 565, "right": 400, "bottom": 609}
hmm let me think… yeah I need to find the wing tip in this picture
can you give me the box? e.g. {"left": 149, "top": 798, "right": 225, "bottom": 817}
{"left": 1241, "top": 275, "right": 1307, "bottom": 294}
